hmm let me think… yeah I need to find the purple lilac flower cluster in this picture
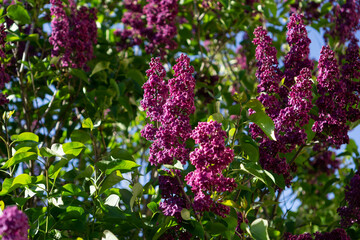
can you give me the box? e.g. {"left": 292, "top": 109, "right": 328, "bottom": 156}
{"left": 117, "top": 0, "right": 178, "bottom": 58}
{"left": 284, "top": 228, "right": 350, "bottom": 240}
{"left": 309, "top": 151, "right": 340, "bottom": 176}
{"left": 312, "top": 46, "right": 349, "bottom": 147}
{"left": 284, "top": 232, "right": 313, "bottom": 240}
{"left": 282, "top": 14, "right": 313, "bottom": 100}
{"left": 0, "top": 206, "right": 29, "bottom": 240}
{"left": 314, "top": 228, "right": 350, "bottom": 240}
{"left": 49, "top": 0, "right": 97, "bottom": 69}
{"left": 341, "top": 38, "right": 360, "bottom": 123}
{"left": 251, "top": 14, "right": 313, "bottom": 185}
{"left": 337, "top": 171, "right": 360, "bottom": 228}
{"left": 141, "top": 54, "right": 195, "bottom": 166}
{"left": 158, "top": 170, "right": 190, "bottom": 218}
{"left": 0, "top": 24, "right": 9, "bottom": 106}
{"left": 141, "top": 55, "right": 195, "bottom": 217}
{"left": 327, "top": 0, "right": 360, "bottom": 44}
{"left": 185, "top": 121, "right": 236, "bottom": 217}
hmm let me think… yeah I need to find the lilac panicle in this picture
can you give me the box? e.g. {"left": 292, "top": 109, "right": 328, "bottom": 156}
{"left": 158, "top": 170, "right": 190, "bottom": 218}
{"left": 337, "top": 172, "right": 360, "bottom": 228}
{"left": 310, "top": 151, "right": 340, "bottom": 176}
{"left": 252, "top": 24, "right": 314, "bottom": 185}
{"left": 0, "top": 206, "right": 29, "bottom": 240}
{"left": 185, "top": 121, "right": 236, "bottom": 217}
{"left": 312, "top": 46, "right": 349, "bottom": 147}
{"left": 141, "top": 54, "right": 195, "bottom": 167}
{"left": 282, "top": 14, "right": 313, "bottom": 100}
{"left": 118, "top": 0, "right": 178, "bottom": 58}
{"left": 253, "top": 26, "right": 283, "bottom": 95}
{"left": 141, "top": 55, "right": 195, "bottom": 217}
{"left": 327, "top": 0, "right": 360, "bottom": 44}
{"left": 140, "top": 57, "right": 168, "bottom": 123}
{"left": 49, "top": 0, "right": 97, "bottom": 69}
{"left": 341, "top": 38, "right": 360, "bottom": 122}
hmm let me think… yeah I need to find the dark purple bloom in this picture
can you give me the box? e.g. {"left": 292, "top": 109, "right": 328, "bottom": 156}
{"left": 309, "top": 151, "right": 340, "bottom": 176}
{"left": 326, "top": 0, "right": 360, "bottom": 44}
{"left": 159, "top": 170, "right": 189, "bottom": 218}
{"left": 338, "top": 172, "right": 360, "bottom": 228}
{"left": 282, "top": 14, "right": 313, "bottom": 100}
{"left": 49, "top": 0, "right": 97, "bottom": 69}
{"left": 0, "top": 206, "right": 29, "bottom": 240}
{"left": 314, "top": 228, "right": 351, "bottom": 240}
{"left": 185, "top": 121, "right": 236, "bottom": 216}
{"left": 252, "top": 21, "right": 314, "bottom": 185}
{"left": 283, "top": 232, "right": 313, "bottom": 240}
{"left": 312, "top": 46, "right": 349, "bottom": 147}
{"left": 117, "top": 0, "right": 178, "bottom": 58}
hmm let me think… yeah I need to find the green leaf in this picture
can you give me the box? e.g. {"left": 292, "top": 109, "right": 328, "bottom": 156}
{"left": 220, "top": 199, "right": 241, "bottom": 210}
{"left": 130, "top": 183, "right": 143, "bottom": 211}
{"left": 91, "top": 61, "right": 110, "bottom": 77}
{"left": 241, "top": 143, "right": 259, "bottom": 162}
{"left": 132, "top": 183, "right": 143, "bottom": 198}
{"left": 62, "top": 142, "right": 85, "bottom": 157}
{"left": 127, "top": 69, "right": 146, "bottom": 85}
{"left": 249, "top": 111, "right": 276, "bottom": 141}
{"left": 1, "top": 152, "right": 37, "bottom": 169}
{"left": 229, "top": 128, "right": 236, "bottom": 138}
{"left": 272, "top": 173, "right": 285, "bottom": 189}
{"left": 224, "top": 216, "right": 238, "bottom": 239}
{"left": 109, "top": 148, "right": 134, "bottom": 161}
{"left": 70, "top": 130, "right": 91, "bottom": 143}
{"left": 147, "top": 202, "right": 158, "bottom": 213}
{"left": 0, "top": 178, "right": 14, "bottom": 196}
{"left": 206, "top": 222, "right": 227, "bottom": 235}
{"left": 7, "top": 4, "right": 31, "bottom": 25}
{"left": 39, "top": 147, "right": 62, "bottom": 158}
{"left": 181, "top": 208, "right": 191, "bottom": 221}
{"left": 238, "top": 163, "right": 268, "bottom": 186}
{"left": 105, "top": 194, "right": 121, "bottom": 207}
{"left": 99, "top": 170, "right": 124, "bottom": 195}
{"left": 244, "top": 99, "right": 265, "bottom": 112}
{"left": 50, "top": 143, "right": 65, "bottom": 156}
{"left": 250, "top": 218, "right": 270, "bottom": 240}
{"left": 208, "top": 113, "right": 224, "bottom": 123}
{"left": 69, "top": 68, "right": 89, "bottom": 84}
{"left": 12, "top": 132, "right": 39, "bottom": 142}
{"left": 62, "top": 184, "right": 87, "bottom": 197}
{"left": 163, "top": 161, "right": 183, "bottom": 170}
{"left": 0, "top": 174, "right": 33, "bottom": 196}
{"left": 103, "top": 160, "right": 140, "bottom": 175}
{"left": 76, "top": 165, "right": 94, "bottom": 179}
{"left": 102, "top": 230, "right": 119, "bottom": 240}
{"left": 48, "top": 158, "right": 69, "bottom": 178}
{"left": 82, "top": 118, "right": 93, "bottom": 130}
